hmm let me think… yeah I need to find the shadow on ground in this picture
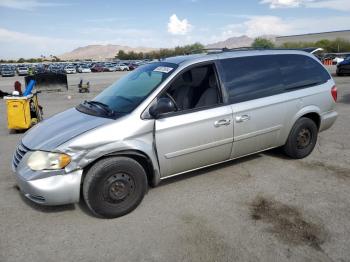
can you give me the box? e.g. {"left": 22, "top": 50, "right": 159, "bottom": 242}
{"left": 160, "top": 154, "right": 261, "bottom": 186}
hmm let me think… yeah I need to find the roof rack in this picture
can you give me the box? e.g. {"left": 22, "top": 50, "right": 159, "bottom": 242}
{"left": 190, "top": 47, "right": 322, "bottom": 54}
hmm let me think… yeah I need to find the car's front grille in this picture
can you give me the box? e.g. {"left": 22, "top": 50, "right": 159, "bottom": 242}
{"left": 13, "top": 142, "right": 30, "bottom": 169}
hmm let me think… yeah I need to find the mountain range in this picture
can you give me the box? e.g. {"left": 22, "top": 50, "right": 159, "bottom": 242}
{"left": 59, "top": 44, "right": 157, "bottom": 60}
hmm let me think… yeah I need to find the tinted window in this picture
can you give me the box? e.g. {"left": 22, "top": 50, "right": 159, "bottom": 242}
{"left": 219, "top": 55, "right": 284, "bottom": 103}
{"left": 218, "top": 54, "right": 330, "bottom": 104}
{"left": 279, "top": 54, "right": 330, "bottom": 90}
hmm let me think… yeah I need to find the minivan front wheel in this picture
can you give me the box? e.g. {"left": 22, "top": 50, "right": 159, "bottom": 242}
{"left": 283, "top": 117, "right": 318, "bottom": 159}
{"left": 83, "top": 157, "right": 148, "bottom": 218}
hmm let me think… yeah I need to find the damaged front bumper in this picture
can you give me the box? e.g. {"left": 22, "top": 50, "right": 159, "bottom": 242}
{"left": 13, "top": 152, "right": 82, "bottom": 205}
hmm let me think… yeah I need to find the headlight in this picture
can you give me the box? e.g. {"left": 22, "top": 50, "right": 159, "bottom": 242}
{"left": 27, "top": 151, "right": 71, "bottom": 171}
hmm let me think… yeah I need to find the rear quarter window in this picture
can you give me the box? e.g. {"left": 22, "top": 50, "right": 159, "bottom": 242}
{"left": 279, "top": 54, "right": 330, "bottom": 91}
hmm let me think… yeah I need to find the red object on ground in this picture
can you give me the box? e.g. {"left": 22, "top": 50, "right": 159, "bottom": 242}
{"left": 14, "top": 81, "right": 22, "bottom": 95}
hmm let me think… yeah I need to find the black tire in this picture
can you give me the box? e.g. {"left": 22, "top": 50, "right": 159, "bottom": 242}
{"left": 83, "top": 157, "right": 147, "bottom": 218}
{"left": 283, "top": 117, "right": 318, "bottom": 159}
{"left": 337, "top": 72, "right": 343, "bottom": 76}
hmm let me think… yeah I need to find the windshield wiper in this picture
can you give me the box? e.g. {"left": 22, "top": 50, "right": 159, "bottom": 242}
{"left": 83, "top": 100, "right": 117, "bottom": 116}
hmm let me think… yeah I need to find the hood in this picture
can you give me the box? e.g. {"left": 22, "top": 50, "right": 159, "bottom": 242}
{"left": 22, "top": 108, "right": 114, "bottom": 151}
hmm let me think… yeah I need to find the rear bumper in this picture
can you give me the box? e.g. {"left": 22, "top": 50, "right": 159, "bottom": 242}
{"left": 319, "top": 110, "right": 338, "bottom": 132}
{"left": 15, "top": 166, "right": 82, "bottom": 206}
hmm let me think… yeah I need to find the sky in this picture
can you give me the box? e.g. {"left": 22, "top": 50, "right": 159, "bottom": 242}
{"left": 0, "top": 0, "right": 349, "bottom": 59}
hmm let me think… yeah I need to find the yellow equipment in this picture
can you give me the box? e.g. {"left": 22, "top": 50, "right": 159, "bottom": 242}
{"left": 4, "top": 92, "right": 43, "bottom": 131}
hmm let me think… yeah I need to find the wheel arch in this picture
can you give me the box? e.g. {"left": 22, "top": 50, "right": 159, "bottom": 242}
{"left": 283, "top": 106, "right": 321, "bottom": 144}
{"left": 301, "top": 112, "right": 321, "bottom": 130}
{"left": 81, "top": 150, "right": 160, "bottom": 188}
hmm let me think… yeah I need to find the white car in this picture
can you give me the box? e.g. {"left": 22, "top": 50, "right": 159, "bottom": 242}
{"left": 105, "top": 65, "right": 117, "bottom": 72}
{"left": 64, "top": 66, "right": 77, "bottom": 74}
{"left": 115, "top": 63, "right": 129, "bottom": 71}
{"left": 77, "top": 65, "right": 91, "bottom": 73}
{"left": 333, "top": 57, "right": 344, "bottom": 65}
{"left": 17, "top": 66, "right": 28, "bottom": 76}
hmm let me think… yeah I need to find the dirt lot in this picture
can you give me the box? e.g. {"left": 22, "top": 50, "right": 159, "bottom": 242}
{"left": 0, "top": 69, "right": 350, "bottom": 262}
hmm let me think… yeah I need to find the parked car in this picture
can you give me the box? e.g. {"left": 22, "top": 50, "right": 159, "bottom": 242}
{"left": 17, "top": 66, "right": 29, "bottom": 76}
{"left": 105, "top": 65, "right": 117, "bottom": 72}
{"left": 12, "top": 50, "right": 337, "bottom": 218}
{"left": 35, "top": 64, "right": 46, "bottom": 74}
{"left": 333, "top": 57, "right": 344, "bottom": 65}
{"left": 91, "top": 64, "right": 105, "bottom": 72}
{"left": 0, "top": 65, "right": 6, "bottom": 75}
{"left": 336, "top": 56, "right": 350, "bottom": 76}
{"left": 48, "top": 65, "right": 62, "bottom": 73}
{"left": 127, "top": 63, "right": 139, "bottom": 71}
{"left": 77, "top": 65, "right": 91, "bottom": 73}
{"left": 115, "top": 63, "right": 129, "bottom": 71}
{"left": 1, "top": 66, "right": 15, "bottom": 77}
{"left": 64, "top": 65, "right": 77, "bottom": 74}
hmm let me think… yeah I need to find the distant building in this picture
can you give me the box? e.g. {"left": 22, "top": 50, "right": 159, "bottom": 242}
{"left": 275, "top": 30, "right": 350, "bottom": 45}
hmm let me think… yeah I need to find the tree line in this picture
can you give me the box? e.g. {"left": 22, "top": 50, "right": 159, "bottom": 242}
{"left": 0, "top": 56, "right": 61, "bottom": 64}
{"left": 116, "top": 43, "right": 205, "bottom": 60}
{"left": 252, "top": 37, "right": 350, "bottom": 53}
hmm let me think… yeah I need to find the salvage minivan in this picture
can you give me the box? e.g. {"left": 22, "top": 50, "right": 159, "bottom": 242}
{"left": 12, "top": 49, "right": 338, "bottom": 218}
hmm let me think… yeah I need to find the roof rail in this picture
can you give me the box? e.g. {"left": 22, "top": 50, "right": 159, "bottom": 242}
{"left": 189, "top": 46, "right": 322, "bottom": 55}
{"left": 188, "top": 48, "right": 224, "bottom": 54}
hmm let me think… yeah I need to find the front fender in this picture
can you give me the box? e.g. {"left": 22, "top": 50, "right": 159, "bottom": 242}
{"left": 62, "top": 132, "right": 160, "bottom": 185}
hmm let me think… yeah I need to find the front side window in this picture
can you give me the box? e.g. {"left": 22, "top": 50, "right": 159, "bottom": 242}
{"left": 92, "top": 62, "right": 177, "bottom": 114}
{"left": 161, "top": 63, "right": 221, "bottom": 112}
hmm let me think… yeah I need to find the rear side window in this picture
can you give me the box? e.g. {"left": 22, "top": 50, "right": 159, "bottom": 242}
{"left": 279, "top": 55, "right": 330, "bottom": 91}
{"left": 218, "top": 54, "right": 330, "bottom": 104}
{"left": 218, "top": 55, "right": 284, "bottom": 103}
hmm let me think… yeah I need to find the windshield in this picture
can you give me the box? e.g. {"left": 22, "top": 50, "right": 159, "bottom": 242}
{"left": 92, "top": 62, "right": 177, "bottom": 114}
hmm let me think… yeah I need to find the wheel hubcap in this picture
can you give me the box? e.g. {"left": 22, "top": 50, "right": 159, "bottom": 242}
{"left": 103, "top": 173, "right": 135, "bottom": 203}
{"left": 296, "top": 128, "right": 312, "bottom": 149}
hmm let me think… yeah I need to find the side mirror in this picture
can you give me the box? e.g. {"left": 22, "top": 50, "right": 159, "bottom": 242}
{"left": 149, "top": 97, "right": 176, "bottom": 119}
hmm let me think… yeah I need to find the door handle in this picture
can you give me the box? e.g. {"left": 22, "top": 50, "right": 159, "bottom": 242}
{"left": 235, "top": 115, "right": 250, "bottom": 123}
{"left": 214, "top": 119, "right": 231, "bottom": 127}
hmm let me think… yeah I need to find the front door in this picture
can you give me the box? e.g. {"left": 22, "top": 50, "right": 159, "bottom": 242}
{"left": 155, "top": 106, "right": 233, "bottom": 177}
{"left": 154, "top": 63, "right": 234, "bottom": 177}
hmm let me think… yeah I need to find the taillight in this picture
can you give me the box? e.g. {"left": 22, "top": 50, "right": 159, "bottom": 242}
{"left": 331, "top": 85, "right": 337, "bottom": 102}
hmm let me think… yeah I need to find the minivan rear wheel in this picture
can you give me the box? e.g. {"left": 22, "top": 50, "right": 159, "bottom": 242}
{"left": 283, "top": 117, "right": 318, "bottom": 159}
{"left": 83, "top": 157, "right": 147, "bottom": 218}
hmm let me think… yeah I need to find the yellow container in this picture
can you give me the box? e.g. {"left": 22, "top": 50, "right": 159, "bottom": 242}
{"left": 4, "top": 95, "right": 33, "bottom": 130}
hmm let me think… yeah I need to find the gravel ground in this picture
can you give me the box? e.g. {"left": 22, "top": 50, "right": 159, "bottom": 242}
{"left": 0, "top": 68, "right": 350, "bottom": 262}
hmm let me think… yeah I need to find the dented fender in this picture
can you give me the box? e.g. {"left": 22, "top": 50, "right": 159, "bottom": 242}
{"left": 57, "top": 114, "right": 161, "bottom": 186}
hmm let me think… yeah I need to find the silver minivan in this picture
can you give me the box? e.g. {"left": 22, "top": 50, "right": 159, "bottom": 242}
{"left": 12, "top": 50, "right": 338, "bottom": 218}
